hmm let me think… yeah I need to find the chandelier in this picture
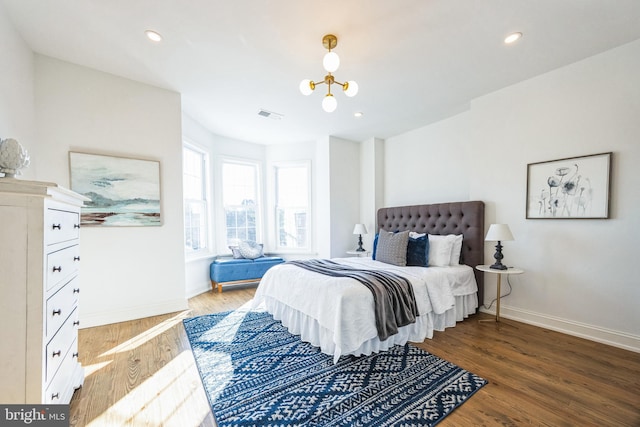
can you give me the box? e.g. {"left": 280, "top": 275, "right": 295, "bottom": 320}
{"left": 299, "top": 34, "right": 358, "bottom": 112}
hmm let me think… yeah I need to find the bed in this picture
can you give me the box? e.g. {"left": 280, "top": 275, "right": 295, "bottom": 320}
{"left": 252, "top": 201, "right": 485, "bottom": 362}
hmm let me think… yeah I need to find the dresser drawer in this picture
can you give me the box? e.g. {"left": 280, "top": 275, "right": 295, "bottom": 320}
{"left": 45, "top": 307, "right": 78, "bottom": 383}
{"left": 46, "top": 276, "right": 80, "bottom": 338}
{"left": 45, "top": 336, "right": 79, "bottom": 404}
{"left": 45, "top": 208, "right": 80, "bottom": 246}
{"left": 46, "top": 244, "right": 80, "bottom": 292}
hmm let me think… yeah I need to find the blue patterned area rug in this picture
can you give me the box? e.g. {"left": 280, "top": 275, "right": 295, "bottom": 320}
{"left": 183, "top": 310, "right": 487, "bottom": 427}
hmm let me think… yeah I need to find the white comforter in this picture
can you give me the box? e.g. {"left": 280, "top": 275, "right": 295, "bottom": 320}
{"left": 252, "top": 257, "right": 478, "bottom": 362}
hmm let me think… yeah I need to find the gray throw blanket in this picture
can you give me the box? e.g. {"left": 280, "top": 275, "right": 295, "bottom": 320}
{"left": 286, "top": 259, "right": 419, "bottom": 341}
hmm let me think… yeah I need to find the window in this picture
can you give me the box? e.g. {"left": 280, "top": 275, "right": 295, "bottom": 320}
{"left": 274, "top": 163, "right": 310, "bottom": 250}
{"left": 183, "top": 144, "right": 209, "bottom": 253}
{"left": 222, "top": 161, "right": 260, "bottom": 245}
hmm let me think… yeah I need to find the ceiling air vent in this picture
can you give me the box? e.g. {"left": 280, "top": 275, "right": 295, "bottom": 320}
{"left": 257, "top": 109, "right": 284, "bottom": 120}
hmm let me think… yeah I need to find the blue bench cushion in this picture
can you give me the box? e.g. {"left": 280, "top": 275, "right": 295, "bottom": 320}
{"left": 210, "top": 256, "right": 285, "bottom": 284}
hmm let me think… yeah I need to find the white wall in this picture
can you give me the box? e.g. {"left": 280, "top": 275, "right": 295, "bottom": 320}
{"left": 0, "top": 2, "right": 36, "bottom": 179}
{"left": 315, "top": 137, "right": 332, "bottom": 258}
{"left": 384, "top": 39, "right": 640, "bottom": 352}
{"left": 359, "top": 137, "right": 384, "bottom": 251}
{"left": 328, "top": 137, "right": 361, "bottom": 257}
{"left": 35, "top": 56, "right": 187, "bottom": 328}
{"left": 385, "top": 111, "right": 472, "bottom": 206}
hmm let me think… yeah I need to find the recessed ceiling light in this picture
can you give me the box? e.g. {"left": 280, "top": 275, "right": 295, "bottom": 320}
{"left": 504, "top": 32, "right": 522, "bottom": 44}
{"left": 145, "top": 30, "right": 163, "bottom": 42}
{"left": 354, "top": 112, "right": 364, "bottom": 118}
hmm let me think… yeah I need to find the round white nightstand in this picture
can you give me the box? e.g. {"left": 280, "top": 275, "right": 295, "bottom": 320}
{"left": 476, "top": 265, "right": 524, "bottom": 322}
{"left": 346, "top": 250, "right": 371, "bottom": 257}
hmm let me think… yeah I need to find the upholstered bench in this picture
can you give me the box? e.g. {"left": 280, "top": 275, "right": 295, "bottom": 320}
{"left": 210, "top": 257, "right": 285, "bottom": 293}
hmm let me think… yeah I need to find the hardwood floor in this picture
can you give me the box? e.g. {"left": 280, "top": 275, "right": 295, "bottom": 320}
{"left": 70, "top": 286, "right": 640, "bottom": 426}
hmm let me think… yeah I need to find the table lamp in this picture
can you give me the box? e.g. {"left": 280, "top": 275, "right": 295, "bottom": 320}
{"left": 485, "top": 224, "right": 514, "bottom": 270}
{"left": 353, "top": 224, "right": 368, "bottom": 252}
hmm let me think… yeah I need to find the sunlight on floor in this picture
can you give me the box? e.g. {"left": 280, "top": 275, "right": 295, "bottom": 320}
{"left": 83, "top": 360, "right": 112, "bottom": 377}
{"left": 86, "top": 351, "right": 211, "bottom": 427}
{"left": 81, "top": 301, "right": 259, "bottom": 426}
{"left": 99, "top": 311, "right": 190, "bottom": 357}
{"left": 200, "top": 306, "right": 251, "bottom": 343}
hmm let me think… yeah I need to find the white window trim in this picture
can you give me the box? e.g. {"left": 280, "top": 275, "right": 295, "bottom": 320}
{"left": 270, "top": 160, "right": 313, "bottom": 254}
{"left": 216, "top": 156, "right": 263, "bottom": 255}
{"left": 183, "top": 140, "right": 214, "bottom": 260}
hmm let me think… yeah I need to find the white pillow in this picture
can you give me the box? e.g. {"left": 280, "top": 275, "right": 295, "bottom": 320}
{"left": 238, "top": 240, "right": 264, "bottom": 259}
{"left": 450, "top": 234, "right": 464, "bottom": 265}
{"left": 428, "top": 234, "right": 456, "bottom": 267}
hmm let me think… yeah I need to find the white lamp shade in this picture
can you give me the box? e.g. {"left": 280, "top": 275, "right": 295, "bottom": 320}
{"left": 485, "top": 224, "right": 514, "bottom": 241}
{"left": 322, "top": 51, "right": 340, "bottom": 72}
{"left": 322, "top": 94, "right": 337, "bottom": 112}
{"left": 353, "top": 224, "right": 368, "bottom": 235}
{"left": 299, "top": 79, "right": 314, "bottom": 96}
{"left": 344, "top": 80, "right": 358, "bottom": 97}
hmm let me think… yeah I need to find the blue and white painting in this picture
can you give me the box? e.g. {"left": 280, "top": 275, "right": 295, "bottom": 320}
{"left": 69, "top": 152, "right": 161, "bottom": 226}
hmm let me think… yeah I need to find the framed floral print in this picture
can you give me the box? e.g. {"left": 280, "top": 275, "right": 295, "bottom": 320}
{"left": 526, "top": 152, "right": 611, "bottom": 219}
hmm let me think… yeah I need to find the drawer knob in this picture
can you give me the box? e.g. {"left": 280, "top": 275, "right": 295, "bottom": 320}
{"left": 52, "top": 224, "right": 61, "bottom": 230}
{"left": 73, "top": 320, "right": 80, "bottom": 326}
{"left": 73, "top": 352, "right": 79, "bottom": 358}
{"left": 51, "top": 392, "right": 59, "bottom": 400}
{"left": 74, "top": 256, "right": 81, "bottom": 261}
{"left": 52, "top": 350, "right": 61, "bottom": 357}
{"left": 52, "top": 309, "right": 62, "bottom": 316}
{"left": 52, "top": 266, "right": 62, "bottom": 273}
{"left": 74, "top": 224, "right": 81, "bottom": 229}
{"left": 73, "top": 288, "right": 80, "bottom": 294}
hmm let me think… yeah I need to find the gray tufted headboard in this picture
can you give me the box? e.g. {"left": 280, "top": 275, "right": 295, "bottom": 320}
{"left": 377, "top": 201, "right": 485, "bottom": 309}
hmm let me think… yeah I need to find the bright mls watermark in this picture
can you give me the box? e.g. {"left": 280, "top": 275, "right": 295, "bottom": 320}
{"left": 1, "top": 405, "right": 68, "bottom": 426}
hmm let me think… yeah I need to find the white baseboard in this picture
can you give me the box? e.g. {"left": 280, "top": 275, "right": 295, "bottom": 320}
{"left": 186, "top": 281, "right": 213, "bottom": 299}
{"left": 80, "top": 298, "right": 189, "bottom": 329}
{"left": 480, "top": 305, "right": 640, "bottom": 353}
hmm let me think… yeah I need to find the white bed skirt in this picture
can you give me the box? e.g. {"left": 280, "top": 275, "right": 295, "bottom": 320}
{"left": 260, "top": 293, "right": 478, "bottom": 363}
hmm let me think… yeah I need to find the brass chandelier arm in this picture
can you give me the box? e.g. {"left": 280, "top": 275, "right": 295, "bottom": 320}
{"left": 310, "top": 74, "right": 338, "bottom": 87}
{"left": 299, "top": 34, "right": 357, "bottom": 111}
{"left": 308, "top": 77, "right": 349, "bottom": 91}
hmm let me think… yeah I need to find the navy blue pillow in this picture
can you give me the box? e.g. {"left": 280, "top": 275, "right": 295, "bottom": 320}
{"left": 406, "top": 234, "right": 429, "bottom": 267}
{"left": 372, "top": 233, "right": 379, "bottom": 259}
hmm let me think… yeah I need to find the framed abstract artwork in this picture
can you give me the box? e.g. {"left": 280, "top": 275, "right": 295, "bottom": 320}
{"left": 526, "top": 152, "right": 611, "bottom": 219}
{"left": 69, "top": 152, "right": 162, "bottom": 226}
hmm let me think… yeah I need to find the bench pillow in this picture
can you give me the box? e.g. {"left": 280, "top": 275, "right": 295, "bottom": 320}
{"left": 238, "top": 240, "right": 264, "bottom": 259}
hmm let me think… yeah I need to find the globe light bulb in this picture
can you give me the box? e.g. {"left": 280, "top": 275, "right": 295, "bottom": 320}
{"left": 344, "top": 80, "right": 359, "bottom": 97}
{"left": 322, "top": 51, "right": 340, "bottom": 73}
{"left": 299, "top": 79, "right": 314, "bottom": 96}
{"left": 322, "top": 94, "right": 337, "bottom": 112}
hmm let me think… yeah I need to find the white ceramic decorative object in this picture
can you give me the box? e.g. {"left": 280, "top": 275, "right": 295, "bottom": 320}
{"left": 0, "top": 138, "right": 30, "bottom": 178}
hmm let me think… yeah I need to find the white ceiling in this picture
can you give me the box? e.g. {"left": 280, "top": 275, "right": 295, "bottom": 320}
{"left": 3, "top": 0, "right": 640, "bottom": 145}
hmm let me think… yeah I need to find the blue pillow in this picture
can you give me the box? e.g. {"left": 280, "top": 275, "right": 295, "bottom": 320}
{"left": 372, "top": 233, "right": 379, "bottom": 260}
{"left": 406, "top": 234, "right": 429, "bottom": 267}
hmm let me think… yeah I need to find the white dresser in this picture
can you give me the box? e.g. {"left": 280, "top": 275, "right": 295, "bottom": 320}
{"left": 0, "top": 179, "right": 88, "bottom": 404}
